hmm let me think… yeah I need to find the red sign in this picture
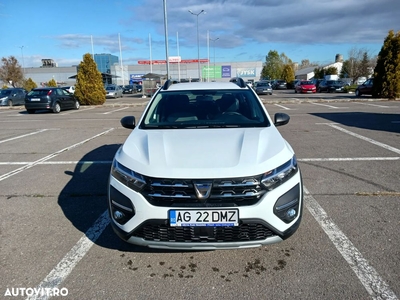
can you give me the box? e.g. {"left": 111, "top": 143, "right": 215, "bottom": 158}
{"left": 138, "top": 59, "right": 209, "bottom": 64}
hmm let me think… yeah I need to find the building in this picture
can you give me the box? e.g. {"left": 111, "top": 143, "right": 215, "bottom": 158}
{"left": 22, "top": 55, "right": 263, "bottom": 87}
{"left": 295, "top": 54, "right": 344, "bottom": 80}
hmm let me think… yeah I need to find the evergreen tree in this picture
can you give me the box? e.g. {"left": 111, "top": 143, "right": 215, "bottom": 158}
{"left": 282, "top": 64, "right": 295, "bottom": 83}
{"left": 23, "top": 78, "right": 37, "bottom": 91}
{"left": 373, "top": 30, "right": 400, "bottom": 99}
{"left": 74, "top": 53, "right": 106, "bottom": 105}
{"left": 47, "top": 78, "right": 57, "bottom": 87}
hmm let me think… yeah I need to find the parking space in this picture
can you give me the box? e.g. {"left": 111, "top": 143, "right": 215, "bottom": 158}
{"left": 0, "top": 95, "right": 399, "bottom": 299}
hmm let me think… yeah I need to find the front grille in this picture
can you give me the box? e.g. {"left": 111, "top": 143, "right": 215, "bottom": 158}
{"left": 133, "top": 220, "right": 276, "bottom": 242}
{"left": 142, "top": 176, "right": 266, "bottom": 207}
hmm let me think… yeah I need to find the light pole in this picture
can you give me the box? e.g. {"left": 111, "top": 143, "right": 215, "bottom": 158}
{"left": 189, "top": 9, "right": 205, "bottom": 81}
{"left": 19, "top": 46, "right": 25, "bottom": 76}
{"left": 163, "top": 0, "right": 170, "bottom": 79}
{"left": 210, "top": 37, "right": 219, "bottom": 81}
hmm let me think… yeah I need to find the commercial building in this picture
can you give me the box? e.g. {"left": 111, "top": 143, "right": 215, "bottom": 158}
{"left": 22, "top": 55, "right": 263, "bottom": 87}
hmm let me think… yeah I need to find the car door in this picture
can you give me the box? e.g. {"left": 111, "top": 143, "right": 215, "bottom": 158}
{"left": 360, "top": 79, "right": 373, "bottom": 95}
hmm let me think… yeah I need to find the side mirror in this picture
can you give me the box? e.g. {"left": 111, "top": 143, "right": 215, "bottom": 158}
{"left": 274, "top": 113, "right": 290, "bottom": 127}
{"left": 120, "top": 116, "right": 136, "bottom": 129}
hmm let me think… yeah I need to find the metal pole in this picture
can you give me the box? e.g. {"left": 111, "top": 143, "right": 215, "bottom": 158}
{"left": 189, "top": 10, "right": 205, "bottom": 81}
{"left": 210, "top": 38, "right": 219, "bottom": 81}
{"left": 177, "top": 31, "right": 180, "bottom": 82}
{"left": 163, "top": 0, "right": 170, "bottom": 79}
{"left": 19, "top": 46, "right": 25, "bottom": 76}
{"left": 118, "top": 33, "right": 124, "bottom": 85}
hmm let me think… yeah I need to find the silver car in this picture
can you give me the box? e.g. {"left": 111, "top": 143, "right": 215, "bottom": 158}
{"left": 106, "top": 85, "right": 123, "bottom": 98}
{"left": 0, "top": 88, "right": 27, "bottom": 106}
{"left": 254, "top": 81, "right": 273, "bottom": 95}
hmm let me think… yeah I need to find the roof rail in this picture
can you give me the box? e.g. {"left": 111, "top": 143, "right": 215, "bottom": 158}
{"left": 229, "top": 77, "right": 247, "bottom": 88}
{"left": 162, "top": 80, "right": 173, "bottom": 90}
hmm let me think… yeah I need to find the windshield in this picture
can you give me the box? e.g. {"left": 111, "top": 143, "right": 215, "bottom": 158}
{"left": 301, "top": 81, "right": 313, "bottom": 85}
{"left": 140, "top": 89, "right": 270, "bottom": 129}
{"left": 106, "top": 86, "right": 116, "bottom": 91}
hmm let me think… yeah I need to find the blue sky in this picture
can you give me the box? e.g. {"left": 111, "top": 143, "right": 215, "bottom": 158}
{"left": 1, "top": 0, "right": 399, "bottom": 68}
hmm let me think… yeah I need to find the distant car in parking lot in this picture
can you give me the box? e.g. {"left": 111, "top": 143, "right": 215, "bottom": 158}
{"left": 317, "top": 80, "right": 345, "bottom": 93}
{"left": 272, "top": 80, "right": 287, "bottom": 90}
{"left": 0, "top": 88, "right": 27, "bottom": 106}
{"left": 122, "top": 85, "right": 137, "bottom": 94}
{"left": 355, "top": 78, "right": 374, "bottom": 97}
{"left": 135, "top": 84, "right": 142, "bottom": 93}
{"left": 61, "top": 86, "right": 75, "bottom": 94}
{"left": 25, "top": 87, "right": 80, "bottom": 114}
{"left": 295, "top": 81, "right": 316, "bottom": 93}
{"left": 254, "top": 81, "right": 273, "bottom": 95}
{"left": 106, "top": 85, "right": 123, "bottom": 98}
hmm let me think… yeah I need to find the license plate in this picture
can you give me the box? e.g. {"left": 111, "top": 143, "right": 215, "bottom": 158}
{"left": 31, "top": 98, "right": 40, "bottom": 101}
{"left": 169, "top": 209, "right": 239, "bottom": 227}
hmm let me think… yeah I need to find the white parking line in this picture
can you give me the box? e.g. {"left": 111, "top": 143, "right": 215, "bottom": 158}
{"left": 0, "top": 129, "right": 114, "bottom": 182}
{"left": 0, "top": 129, "right": 49, "bottom": 144}
{"left": 102, "top": 107, "right": 130, "bottom": 115}
{"left": 274, "top": 104, "right": 292, "bottom": 110}
{"left": 26, "top": 210, "right": 110, "bottom": 300}
{"left": 304, "top": 187, "right": 398, "bottom": 300}
{"left": 357, "top": 102, "right": 393, "bottom": 108}
{"left": 310, "top": 102, "right": 346, "bottom": 109}
{"left": 326, "top": 123, "right": 400, "bottom": 155}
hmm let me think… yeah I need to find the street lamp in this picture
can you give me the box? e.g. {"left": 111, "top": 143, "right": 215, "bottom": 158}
{"left": 189, "top": 9, "right": 205, "bottom": 81}
{"left": 19, "top": 46, "right": 25, "bottom": 76}
{"left": 210, "top": 37, "right": 219, "bottom": 81}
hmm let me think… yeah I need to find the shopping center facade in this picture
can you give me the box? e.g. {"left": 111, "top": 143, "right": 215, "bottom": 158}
{"left": 22, "top": 55, "right": 263, "bottom": 87}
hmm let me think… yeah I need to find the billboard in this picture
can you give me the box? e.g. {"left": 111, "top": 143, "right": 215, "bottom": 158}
{"left": 202, "top": 66, "right": 222, "bottom": 79}
{"left": 221, "top": 66, "right": 231, "bottom": 78}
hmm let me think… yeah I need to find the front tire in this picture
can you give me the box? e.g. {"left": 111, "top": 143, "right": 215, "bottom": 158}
{"left": 53, "top": 102, "right": 61, "bottom": 113}
{"left": 8, "top": 100, "right": 13, "bottom": 107}
{"left": 355, "top": 89, "right": 361, "bottom": 97}
{"left": 74, "top": 100, "right": 80, "bottom": 110}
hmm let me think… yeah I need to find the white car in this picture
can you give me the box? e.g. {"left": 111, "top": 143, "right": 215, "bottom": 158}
{"left": 108, "top": 78, "right": 303, "bottom": 250}
{"left": 61, "top": 86, "right": 75, "bottom": 94}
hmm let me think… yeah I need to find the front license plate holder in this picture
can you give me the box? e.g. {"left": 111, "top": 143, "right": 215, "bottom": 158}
{"left": 169, "top": 209, "right": 239, "bottom": 227}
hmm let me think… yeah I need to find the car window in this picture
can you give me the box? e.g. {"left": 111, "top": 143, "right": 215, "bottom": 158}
{"left": 0, "top": 90, "right": 12, "bottom": 96}
{"left": 141, "top": 89, "right": 270, "bottom": 129}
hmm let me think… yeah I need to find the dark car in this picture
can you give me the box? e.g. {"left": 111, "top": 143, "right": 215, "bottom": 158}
{"left": 355, "top": 78, "right": 374, "bottom": 97}
{"left": 25, "top": 87, "right": 80, "bottom": 114}
{"left": 122, "top": 85, "right": 137, "bottom": 94}
{"left": 317, "top": 80, "right": 345, "bottom": 93}
{"left": 287, "top": 80, "right": 300, "bottom": 89}
{"left": 254, "top": 81, "right": 273, "bottom": 95}
{"left": 135, "top": 84, "right": 142, "bottom": 93}
{"left": 311, "top": 78, "right": 324, "bottom": 89}
{"left": 272, "top": 80, "right": 287, "bottom": 90}
{"left": 0, "top": 88, "right": 27, "bottom": 106}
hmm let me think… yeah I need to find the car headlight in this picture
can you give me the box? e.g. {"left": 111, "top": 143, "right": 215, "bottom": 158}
{"left": 111, "top": 159, "right": 146, "bottom": 192}
{"left": 261, "top": 155, "right": 298, "bottom": 190}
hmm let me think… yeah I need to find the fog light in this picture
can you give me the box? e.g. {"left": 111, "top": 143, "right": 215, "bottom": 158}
{"left": 286, "top": 208, "right": 296, "bottom": 219}
{"left": 113, "top": 210, "right": 125, "bottom": 220}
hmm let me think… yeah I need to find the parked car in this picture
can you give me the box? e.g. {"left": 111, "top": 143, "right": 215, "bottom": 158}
{"left": 108, "top": 78, "right": 303, "bottom": 250}
{"left": 0, "top": 88, "right": 27, "bottom": 106}
{"left": 61, "top": 86, "right": 75, "bottom": 94}
{"left": 295, "top": 81, "right": 316, "bottom": 94}
{"left": 272, "top": 80, "right": 287, "bottom": 90}
{"left": 135, "top": 84, "right": 142, "bottom": 93}
{"left": 287, "top": 80, "right": 300, "bottom": 89}
{"left": 317, "top": 80, "right": 345, "bottom": 93}
{"left": 254, "top": 81, "right": 273, "bottom": 95}
{"left": 106, "top": 85, "right": 123, "bottom": 98}
{"left": 355, "top": 78, "right": 374, "bottom": 97}
{"left": 311, "top": 78, "right": 324, "bottom": 89}
{"left": 122, "top": 85, "right": 137, "bottom": 94}
{"left": 25, "top": 87, "right": 80, "bottom": 114}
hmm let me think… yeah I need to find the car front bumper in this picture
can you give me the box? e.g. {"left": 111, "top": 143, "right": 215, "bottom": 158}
{"left": 108, "top": 171, "right": 303, "bottom": 250}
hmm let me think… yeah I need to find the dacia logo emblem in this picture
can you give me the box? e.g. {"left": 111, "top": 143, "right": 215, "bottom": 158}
{"left": 193, "top": 181, "right": 212, "bottom": 201}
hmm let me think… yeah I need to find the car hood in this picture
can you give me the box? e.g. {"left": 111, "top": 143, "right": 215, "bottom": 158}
{"left": 116, "top": 127, "right": 294, "bottom": 178}
{"left": 299, "top": 84, "right": 315, "bottom": 88}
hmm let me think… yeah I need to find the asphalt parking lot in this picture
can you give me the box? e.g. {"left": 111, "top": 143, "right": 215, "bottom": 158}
{"left": 0, "top": 90, "right": 399, "bottom": 299}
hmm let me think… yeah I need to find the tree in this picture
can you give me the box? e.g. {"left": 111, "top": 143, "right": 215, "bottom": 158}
{"left": 314, "top": 66, "right": 338, "bottom": 79}
{"left": 0, "top": 56, "right": 24, "bottom": 87}
{"left": 261, "top": 50, "right": 295, "bottom": 80}
{"left": 47, "top": 78, "right": 57, "bottom": 87}
{"left": 74, "top": 53, "right": 106, "bottom": 105}
{"left": 373, "top": 30, "right": 400, "bottom": 99}
{"left": 261, "top": 50, "right": 283, "bottom": 80}
{"left": 23, "top": 78, "right": 37, "bottom": 91}
{"left": 340, "top": 47, "right": 375, "bottom": 83}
